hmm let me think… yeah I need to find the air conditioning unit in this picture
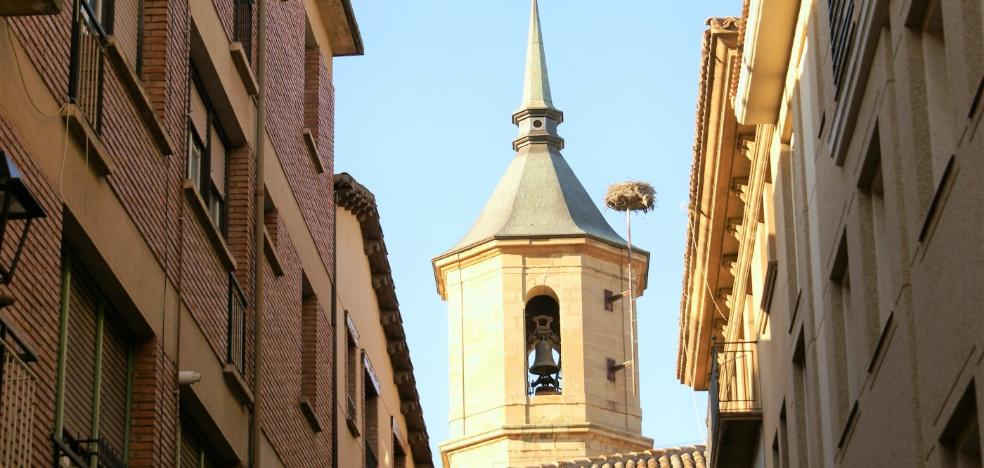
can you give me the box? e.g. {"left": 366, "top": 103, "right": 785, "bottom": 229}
{"left": 0, "top": 0, "right": 61, "bottom": 16}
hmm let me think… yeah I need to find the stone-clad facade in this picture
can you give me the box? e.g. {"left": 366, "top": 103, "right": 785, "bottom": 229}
{"left": 680, "top": 0, "right": 984, "bottom": 466}
{"left": 0, "top": 0, "right": 430, "bottom": 467}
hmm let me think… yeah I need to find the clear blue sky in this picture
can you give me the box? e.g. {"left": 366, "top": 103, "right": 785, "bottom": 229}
{"left": 334, "top": 0, "right": 740, "bottom": 460}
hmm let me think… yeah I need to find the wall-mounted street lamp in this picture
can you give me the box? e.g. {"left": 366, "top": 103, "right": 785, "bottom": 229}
{"left": 0, "top": 150, "right": 46, "bottom": 287}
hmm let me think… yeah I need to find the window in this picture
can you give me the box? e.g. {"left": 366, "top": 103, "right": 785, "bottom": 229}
{"left": 188, "top": 69, "right": 228, "bottom": 233}
{"left": 83, "top": 0, "right": 111, "bottom": 29}
{"left": 304, "top": 19, "right": 321, "bottom": 133}
{"left": 116, "top": 0, "right": 143, "bottom": 71}
{"left": 300, "top": 275, "right": 318, "bottom": 403}
{"left": 233, "top": 0, "right": 255, "bottom": 62}
{"left": 364, "top": 358, "right": 380, "bottom": 468}
{"left": 345, "top": 312, "right": 360, "bottom": 434}
{"left": 858, "top": 126, "right": 892, "bottom": 327}
{"left": 302, "top": 17, "right": 327, "bottom": 174}
{"left": 837, "top": 269, "right": 859, "bottom": 396}
{"left": 918, "top": 0, "right": 956, "bottom": 180}
{"left": 180, "top": 412, "right": 222, "bottom": 468}
{"left": 263, "top": 194, "right": 278, "bottom": 245}
{"left": 778, "top": 137, "right": 801, "bottom": 324}
{"left": 70, "top": 0, "right": 110, "bottom": 130}
{"left": 525, "top": 295, "right": 561, "bottom": 395}
{"left": 59, "top": 254, "right": 133, "bottom": 467}
{"left": 227, "top": 272, "right": 247, "bottom": 374}
{"left": 827, "top": 0, "right": 857, "bottom": 92}
{"left": 792, "top": 330, "right": 812, "bottom": 466}
{"left": 828, "top": 235, "right": 854, "bottom": 426}
{"left": 941, "top": 383, "right": 982, "bottom": 468}
{"left": 392, "top": 418, "right": 407, "bottom": 468}
{"left": 778, "top": 405, "right": 791, "bottom": 468}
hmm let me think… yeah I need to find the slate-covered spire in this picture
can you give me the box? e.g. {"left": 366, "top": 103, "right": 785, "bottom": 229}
{"left": 437, "top": 0, "right": 630, "bottom": 257}
{"left": 512, "top": 0, "right": 565, "bottom": 151}
{"left": 519, "top": 0, "right": 555, "bottom": 112}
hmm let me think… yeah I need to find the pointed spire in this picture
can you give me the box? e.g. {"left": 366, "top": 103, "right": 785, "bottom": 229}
{"left": 513, "top": 0, "right": 564, "bottom": 150}
{"left": 519, "top": 0, "right": 555, "bottom": 111}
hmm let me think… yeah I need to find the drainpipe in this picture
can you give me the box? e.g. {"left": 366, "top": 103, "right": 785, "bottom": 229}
{"left": 331, "top": 190, "right": 338, "bottom": 468}
{"left": 249, "top": 0, "right": 268, "bottom": 465}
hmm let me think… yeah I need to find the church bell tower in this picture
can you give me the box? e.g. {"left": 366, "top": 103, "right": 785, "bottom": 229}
{"left": 432, "top": 1, "right": 653, "bottom": 467}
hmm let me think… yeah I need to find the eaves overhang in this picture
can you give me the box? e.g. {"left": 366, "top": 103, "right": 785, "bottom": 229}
{"left": 733, "top": 0, "right": 799, "bottom": 124}
{"left": 310, "top": 0, "right": 364, "bottom": 57}
{"left": 678, "top": 18, "right": 741, "bottom": 390}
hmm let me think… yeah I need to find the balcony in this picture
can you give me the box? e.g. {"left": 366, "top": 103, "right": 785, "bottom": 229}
{"left": 708, "top": 341, "right": 761, "bottom": 468}
{"left": 0, "top": 316, "right": 38, "bottom": 467}
{"left": 69, "top": 0, "right": 108, "bottom": 132}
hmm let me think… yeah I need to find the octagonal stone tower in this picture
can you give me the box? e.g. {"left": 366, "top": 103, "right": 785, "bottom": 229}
{"left": 432, "top": 2, "right": 652, "bottom": 466}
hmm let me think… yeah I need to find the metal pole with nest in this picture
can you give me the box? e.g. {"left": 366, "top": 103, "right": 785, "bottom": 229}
{"left": 605, "top": 181, "right": 655, "bottom": 396}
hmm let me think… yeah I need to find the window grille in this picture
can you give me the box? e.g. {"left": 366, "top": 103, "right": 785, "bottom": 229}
{"left": 226, "top": 273, "right": 248, "bottom": 374}
{"left": 828, "top": 0, "right": 856, "bottom": 92}
{"left": 0, "top": 319, "right": 38, "bottom": 467}
{"left": 233, "top": 0, "right": 254, "bottom": 63}
{"left": 69, "top": 0, "right": 110, "bottom": 131}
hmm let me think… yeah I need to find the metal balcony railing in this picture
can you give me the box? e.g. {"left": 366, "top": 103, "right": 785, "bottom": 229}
{"left": 68, "top": 0, "right": 108, "bottom": 132}
{"left": 345, "top": 394, "right": 360, "bottom": 435}
{"left": 0, "top": 317, "right": 38, "bottom": 467}
{"left": 83, "top": 437, "right": 127, "bottom": 468}
{"left": 709, "top": 341, "right": 761, "bottom": 426}
{"left": 227, "top": 273, "right": 248, "bottom": 374}
{"left": 54, "top": 432, "right": 127, "bottom": 468}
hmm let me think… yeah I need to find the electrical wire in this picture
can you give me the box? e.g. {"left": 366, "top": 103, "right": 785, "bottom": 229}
{"left": 4, "top": 19, "right": 66, "bottom": 118}
{"left": 690, "top": 386, "right": 706, "bottom": 440}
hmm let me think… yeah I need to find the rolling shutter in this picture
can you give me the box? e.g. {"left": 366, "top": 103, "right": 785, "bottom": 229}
{"left": 64, "top": 267, "right": 97, "bottom": 443}
{"left": 100, "top": 318, "right": 130, "bottom": 457}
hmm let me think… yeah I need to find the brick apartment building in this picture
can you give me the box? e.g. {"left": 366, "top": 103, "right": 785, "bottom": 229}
{"left": 0, "top": 0, "right": 431, "bottom": 467}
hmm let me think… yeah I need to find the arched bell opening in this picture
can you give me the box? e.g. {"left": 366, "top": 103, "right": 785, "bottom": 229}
{"left": 525, "top": 295, "right": 561, "bottom": 395}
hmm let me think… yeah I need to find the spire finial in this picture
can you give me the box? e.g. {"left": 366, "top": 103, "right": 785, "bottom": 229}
{"left": 520, "top": 0, "right": 555, "bottom": 111}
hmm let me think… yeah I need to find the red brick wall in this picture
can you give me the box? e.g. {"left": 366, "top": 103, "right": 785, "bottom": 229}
{"left": 0, "top": 0, "right": 339, "bottom": 465}
{"left": 0, "top": 117, "right": 65, "bottom": 468}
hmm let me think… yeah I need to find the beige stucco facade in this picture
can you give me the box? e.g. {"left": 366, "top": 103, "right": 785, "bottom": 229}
{"left": 335, "top": 174, "right": 433, "bottom": 467}
{"left": 680, "top": 1, "right": 984, "bottom": 467}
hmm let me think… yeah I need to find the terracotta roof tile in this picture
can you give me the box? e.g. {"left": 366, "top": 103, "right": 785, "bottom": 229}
{"left": 528, "top": 445, "right": 708, "bottom": 468}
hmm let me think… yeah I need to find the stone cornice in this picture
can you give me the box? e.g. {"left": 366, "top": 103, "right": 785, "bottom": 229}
{"left": 433, "top": 236, "right": 649, "bottom": 301}
{"left": 439, "top": 422, "right": 654, "bottom": 460}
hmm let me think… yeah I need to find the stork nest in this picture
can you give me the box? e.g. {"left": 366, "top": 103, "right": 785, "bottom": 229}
{"left": 605, "top": 181, "right": 656, "bottom": 212}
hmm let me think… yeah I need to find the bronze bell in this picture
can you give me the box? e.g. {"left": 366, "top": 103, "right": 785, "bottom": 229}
{"left": 529, "top": 338, "right": 559, "bottom": 377}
